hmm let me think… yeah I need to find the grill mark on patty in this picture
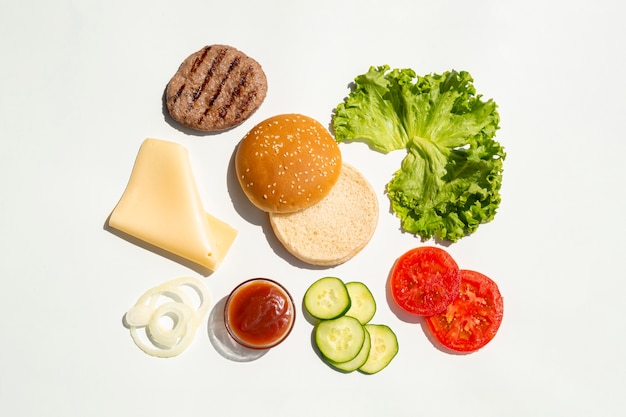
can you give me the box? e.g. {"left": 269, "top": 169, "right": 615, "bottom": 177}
{"left": 196, "top": 56, "right": 243, "bottom": 125}
{"left": 190, "top": 46, "right": 211, "bottom": 74}
{"left": 170, "top": 46, "right": 212, "bottom": 105}
{"left": 208, "top": 56, "right": 240, "bottom": 107}
{"left": 234, "top": 89, "right": 259, "bottom": 121}
{"left": 171, "top": 84, "right": 185, "bottom": 104}
{"left": 217, "top": 65, "right": 254, "bottom": 121}
{"left": 189, "top": 47, "right": 228, "bottom": 109}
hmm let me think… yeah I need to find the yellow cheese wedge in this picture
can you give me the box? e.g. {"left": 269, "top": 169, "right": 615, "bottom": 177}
{"left": 108, "top": 138, "right": 237, "bottom": 272}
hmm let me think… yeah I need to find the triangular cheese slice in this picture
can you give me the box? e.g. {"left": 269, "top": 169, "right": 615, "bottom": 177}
{"left": 108, "top": 138, "right": 237, "bottom": 272}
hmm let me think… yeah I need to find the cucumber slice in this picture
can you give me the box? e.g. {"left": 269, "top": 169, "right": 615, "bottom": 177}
{"left": 304, "top": 277, "right": 351, "bottom": 320}
{"left": 315, "top": 316, "right": 365, "bottom": 363}
{"left": 327, "top": 325, "right": 371, "bottom": 372}
{"left": 344, "top": 281, "right": 376, "bottom": 324}
{"left": 359, "top": 324, "right": 398, "bottom": 374}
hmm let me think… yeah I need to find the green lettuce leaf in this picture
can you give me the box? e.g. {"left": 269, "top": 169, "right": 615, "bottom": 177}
{"left": 333, "top": 65, "right": 504, "bottom": 242}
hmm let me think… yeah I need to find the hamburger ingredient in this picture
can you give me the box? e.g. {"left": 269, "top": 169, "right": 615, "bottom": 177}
{"left": 389, "top": 246, "right": 461, "bottom": 316}
{"left": 358, "top": 324, "right": 399, "bottom": 375}
{"left": 108, "top": 139, "right": 237, "bottom": 272}
{"left": 390, "top": 247, "right": 504, "bottom": 352}
{"left": 224, "top": 278, "right": 295, "bottom": 350}
{"left": 325, "top": 328, "right": 372, "bottom": 372}
{"left": 165, "top": 45, "right": 267, "bottom": 132}
{"left": 426, "top": 270, "right": 504, "bottom": 352}
{"left": 124, "top": 276, "right": 211, "bottom": 358}
{"left": 269, "top": 163, "right": 378, "bottom": 266}
{"left": 333, "top": 65, "right": 505, "bottom": 242}
{"left": 304, "top": 277, "right": 398, "bottom": 373}
{"left": 343, "top": 281, "right": 376, "bottom": 325}
{"left": 235, "top": 113, "right": 342, "bottom": 213}
{"left": 315, "top": 315, "right": 366, "bottom": 363}
{"left": 304, "top": 276, "right": 351, "bottom": 320}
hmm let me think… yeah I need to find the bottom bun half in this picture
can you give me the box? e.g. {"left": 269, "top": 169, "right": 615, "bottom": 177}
{"left": 269, "top": 163, "right": 379, "bottom": 266}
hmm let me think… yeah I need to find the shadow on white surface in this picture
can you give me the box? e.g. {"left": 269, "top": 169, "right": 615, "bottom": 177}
{"left": 206, "top": 296, "right": 268, "bottom": 362}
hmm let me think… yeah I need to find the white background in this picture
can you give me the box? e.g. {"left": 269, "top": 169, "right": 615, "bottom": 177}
{"left": 1, "top": 1, "right": 624, "bottom": 416}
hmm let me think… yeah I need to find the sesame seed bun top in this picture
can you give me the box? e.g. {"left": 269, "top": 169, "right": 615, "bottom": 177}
{"left": 235, "top": 114, "right": 342, "bottom": 213}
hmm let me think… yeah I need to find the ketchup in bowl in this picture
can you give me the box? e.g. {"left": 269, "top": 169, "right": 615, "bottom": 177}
{"left": 224, "top": 278, "right": 295, "bottom": 350}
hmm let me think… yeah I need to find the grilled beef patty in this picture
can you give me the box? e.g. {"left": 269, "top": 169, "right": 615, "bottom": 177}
{"left": 165, "top": 45, "right": 268, "bottom": 132}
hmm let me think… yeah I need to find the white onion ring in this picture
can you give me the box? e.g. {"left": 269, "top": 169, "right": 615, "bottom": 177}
{"left": 125, "top": 277, "right": 211, "bottom": 358}
{"left": 147, "top": 302, "right": 194, "bottom": 348}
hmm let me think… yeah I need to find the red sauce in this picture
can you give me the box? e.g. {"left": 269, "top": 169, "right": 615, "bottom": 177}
{"left": 225, "top": 278, "right": 295, "bottom": 349}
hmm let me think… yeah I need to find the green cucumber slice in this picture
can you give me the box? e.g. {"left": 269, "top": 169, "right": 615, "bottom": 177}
{"left": 315, "top": 316, "right": 365, "bottom": 363}
{"left": 344, "top": 281, "right": 376, "bottom": 324}
{"left": 304, "top": 277, "right": 351, "bottom": 320}
{"left": 359, "top": 324, "right": 398, "bottom": 374}
{"left": 327, "top": 326, "right": 371, "bottom": 372}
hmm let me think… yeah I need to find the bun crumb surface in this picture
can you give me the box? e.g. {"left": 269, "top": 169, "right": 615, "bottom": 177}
{"left": 235, "top": 114, "right": 342, "bottom": 213}
{"left": 269, "top": 163, "right": 378, "bottom": 266}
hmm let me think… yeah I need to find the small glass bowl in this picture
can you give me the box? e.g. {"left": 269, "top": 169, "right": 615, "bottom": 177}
{"left": 224, "top": 278, "right": 296, "bottom": 350}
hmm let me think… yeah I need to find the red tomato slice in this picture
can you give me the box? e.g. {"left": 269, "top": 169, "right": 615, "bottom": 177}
{"left": 389, "top": 246, "right": 461, "bottom": 316}
{"left": 426, "top": 270, "right": 504, "bottom": 353}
